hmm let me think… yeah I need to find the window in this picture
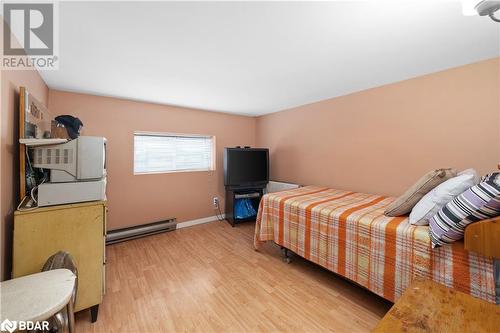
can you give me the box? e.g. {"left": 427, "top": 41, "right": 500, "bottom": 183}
{"left": 134, "top": 132, "right": 215, "bottom": 174}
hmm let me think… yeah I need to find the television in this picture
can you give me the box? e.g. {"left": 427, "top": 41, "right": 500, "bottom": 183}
{"left": 224, "top": 148, "right": 269, "bottom": 187}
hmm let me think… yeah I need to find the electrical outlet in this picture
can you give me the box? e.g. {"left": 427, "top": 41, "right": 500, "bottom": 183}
{"left": 213, "top": 197, "right": 219, "bottom": 208}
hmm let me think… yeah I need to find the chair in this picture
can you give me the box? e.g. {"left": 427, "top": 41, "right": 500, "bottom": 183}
{"left": 42, "top": 251, "right": 78, "bottom": 333}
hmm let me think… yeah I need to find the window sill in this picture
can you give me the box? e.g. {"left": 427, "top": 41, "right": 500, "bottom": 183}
{"left": 134, "top": 169, "right": 215, "bottom": 175}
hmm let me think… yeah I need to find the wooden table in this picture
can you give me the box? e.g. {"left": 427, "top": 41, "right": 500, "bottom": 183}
{"left": 373, "top": 279, "right": 500, "bottom": 333}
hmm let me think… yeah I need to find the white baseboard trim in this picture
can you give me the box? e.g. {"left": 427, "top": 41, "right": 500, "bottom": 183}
{"left": 176, "top": 214, "right": 225, "bottom": 229}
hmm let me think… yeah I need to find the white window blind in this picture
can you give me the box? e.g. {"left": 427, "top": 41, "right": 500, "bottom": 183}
{"left": 134, "top": 133, "right": 214, "bottom": 174}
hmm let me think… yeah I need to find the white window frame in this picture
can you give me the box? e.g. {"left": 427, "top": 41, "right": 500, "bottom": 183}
{"left": 133, "top": 131, "right": 216, "bottom": 175}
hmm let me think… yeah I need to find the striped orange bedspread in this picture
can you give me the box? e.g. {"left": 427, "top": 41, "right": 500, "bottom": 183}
{"left": 254, "top": 186, "right": 496, "bottom": 303}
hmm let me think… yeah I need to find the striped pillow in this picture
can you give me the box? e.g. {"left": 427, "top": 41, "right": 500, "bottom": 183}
{"left": 429, "top": 172, "right": 500, "bottom": 248}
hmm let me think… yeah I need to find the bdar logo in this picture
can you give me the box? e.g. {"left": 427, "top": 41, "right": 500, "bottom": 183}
{"left": 3, "top": 3, "right": 54, "bottom": 56}
{"left": 0, "top": 319, "right": 17, "bottom": 333}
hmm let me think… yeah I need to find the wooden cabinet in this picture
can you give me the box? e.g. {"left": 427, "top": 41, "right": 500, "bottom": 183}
{"left": 12, "top": 201, "right": 106, "bottom": 319}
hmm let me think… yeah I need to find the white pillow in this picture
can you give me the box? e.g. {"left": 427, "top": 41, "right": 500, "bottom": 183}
{"left": 458, "top": 168, "right": 480, "bottom": 185}
{"left": 409, "top": 173, "right": 476, "bottom": 225}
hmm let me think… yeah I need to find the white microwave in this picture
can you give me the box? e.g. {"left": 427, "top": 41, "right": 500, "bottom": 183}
{"left": 32, "top": 136, "right": 107, "bottom": 182}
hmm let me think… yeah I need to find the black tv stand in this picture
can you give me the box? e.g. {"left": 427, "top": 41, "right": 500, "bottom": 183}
{"left": 225, "top": 186, "right": 265, "bottom": 227}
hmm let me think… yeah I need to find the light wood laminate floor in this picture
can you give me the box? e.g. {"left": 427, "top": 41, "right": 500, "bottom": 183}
{"left": 75, "top": 221, "right": 392, "bottom": 332}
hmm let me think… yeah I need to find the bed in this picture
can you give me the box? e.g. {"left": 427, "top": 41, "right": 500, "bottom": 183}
{"left": 254, "top": 186, "right": 496, "bottom": 303}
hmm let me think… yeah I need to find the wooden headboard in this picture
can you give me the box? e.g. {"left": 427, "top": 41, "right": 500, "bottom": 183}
{"left": 464, "top": 216, "right": 500, "bottom": 258}
{"left": 464, "top": 163, "right": 500, "bottom": 259}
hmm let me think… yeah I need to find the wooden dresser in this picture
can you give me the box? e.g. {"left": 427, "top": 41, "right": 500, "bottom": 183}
{"left": 12, "top": 201, "right": 106, "bottom": 322}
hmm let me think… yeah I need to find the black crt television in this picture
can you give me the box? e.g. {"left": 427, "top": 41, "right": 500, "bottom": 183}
{"left": 224, "top": 148, "right": 269, "bottom": 187}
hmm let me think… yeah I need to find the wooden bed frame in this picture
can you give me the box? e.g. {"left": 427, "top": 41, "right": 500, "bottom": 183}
{"left": 464, "top": 216, "right": 500, "bottom": 258}
{"left": 463, "top": 163, "right": 500, "bottom": 259}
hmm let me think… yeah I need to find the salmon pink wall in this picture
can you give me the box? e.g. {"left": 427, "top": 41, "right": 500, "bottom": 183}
{"left": 48, "top": 91, "right": 256, "bottom": 231}
{"left": 3, "top": 56, "right": 499, "bottom": 281}
{"left": 256, "top": 57, "right": 500, "bottom": 197}
{"left": 1, "top": 71, "right": 49, "bottom": 281}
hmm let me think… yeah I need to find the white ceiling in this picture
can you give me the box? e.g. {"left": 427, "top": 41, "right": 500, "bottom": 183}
{"left": 39, "top": 1, "right": 500, "bottom": 116}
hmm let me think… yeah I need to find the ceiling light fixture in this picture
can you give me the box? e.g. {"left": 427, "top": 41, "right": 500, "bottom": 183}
{"left": 462, "top": 0, "right": 500, "bottom": 22}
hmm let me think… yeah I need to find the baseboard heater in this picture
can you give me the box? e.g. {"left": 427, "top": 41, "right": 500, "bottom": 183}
{"left": 106, "top": 218, "right": 177, "bottom": 245}
{"left": 266, "top": 181, "right": 301, "bottom": 193}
